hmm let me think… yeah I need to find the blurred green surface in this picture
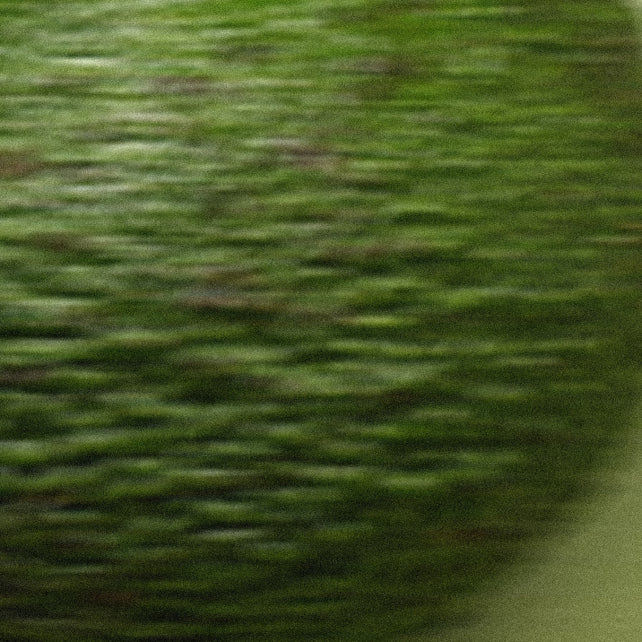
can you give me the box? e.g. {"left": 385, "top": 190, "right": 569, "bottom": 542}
{"left": 0, "top": 0, "right": 640, "bottom": 639}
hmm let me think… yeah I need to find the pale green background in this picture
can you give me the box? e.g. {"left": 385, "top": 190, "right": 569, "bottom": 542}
{"left": 409, "top": 400, "right": 642, "bottom": 641}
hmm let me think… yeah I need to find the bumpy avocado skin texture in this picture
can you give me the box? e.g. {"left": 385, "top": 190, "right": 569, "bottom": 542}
{"left": 0, "top": 1, "right": 639, "bottom": 639}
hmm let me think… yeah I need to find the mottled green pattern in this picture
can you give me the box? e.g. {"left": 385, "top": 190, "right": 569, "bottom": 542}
{"left": 0, "top": 1, "right": 640, "bottom": 639}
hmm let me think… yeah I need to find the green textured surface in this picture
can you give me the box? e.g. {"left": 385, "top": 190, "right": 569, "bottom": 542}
{"left": 0, "top": 0, "right": 640, "bottom": 639}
